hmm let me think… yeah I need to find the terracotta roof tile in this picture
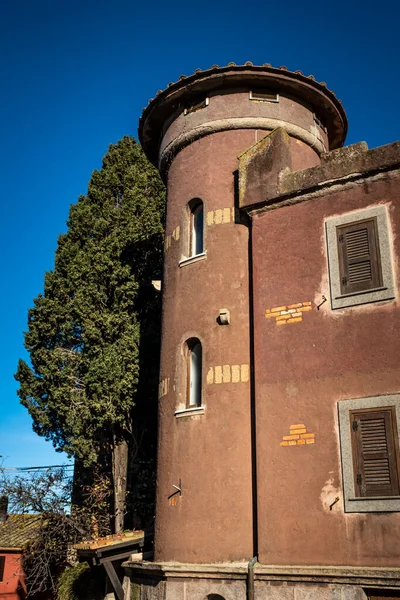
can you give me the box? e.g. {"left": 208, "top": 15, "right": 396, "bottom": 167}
{"left": 139, "top": 62, "right": 340, "bottom": 118}
{"left": 0, "top": 515, "right": 41, "bottom": 550}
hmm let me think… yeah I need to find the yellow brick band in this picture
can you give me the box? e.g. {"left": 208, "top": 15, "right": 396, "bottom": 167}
{"left": 297, "top": 439, "right": 306, "bottom": 445}
{"left": 207, "top": 364, "right": 250, "bottom": 385}
{"left": 271, "top": 306, "right": 287, "bottom": 313}
{"left": 300, "top": 433, "right": 315, "bottom": 439}
{"left": 287, "top": 317, "right": 302, "bottom": 324}
{"left": 283, "top": 434, "right": 299, "bottom": 440}
{"left": 290, "top": 424, "right": 306, "bottom": 429}
{"left": 276, "top": 314, "right": 291, "bottom": 321}
{"left": 232, "top": 365, "right": 240, "bottom": 383}
{"left": 299, "top": 306, "right": 312, "bottom": 312}
{"left": 280, "top": 441, "right": 289, "bottom": 447}
{"left": 290, "top": 428, "right": 306, "bottom": 435}
{"left": 222, "top": 364, "right": 231, "bottom": 383}
{"left": 276, "top": 320, "right": 287, "bottom": 326}
{"left": 207, "top": 207, "right": 236, "bottom": 226}
{"left": 158, "top": 377, "right": 170, "bottom": 398}
{"left": 287, "top": 303, "right": 303, "bottom": 309}
{"left": 306, "top": 439, "right": 315, "bottom": 444}
{"left": 241, "top": 364, "right": 249, "bottom": 382}
{"left": 302, "top": 301, "right": 312, "bottom": 306}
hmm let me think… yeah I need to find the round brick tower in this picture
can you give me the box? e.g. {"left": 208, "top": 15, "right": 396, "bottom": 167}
{"left": 139, "top": 63, "right": 347, "bottom": 564}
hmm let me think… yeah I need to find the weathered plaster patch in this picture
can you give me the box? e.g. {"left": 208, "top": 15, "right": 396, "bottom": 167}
{"left": 320, "top": 477, "right": 341, "bottom": 512}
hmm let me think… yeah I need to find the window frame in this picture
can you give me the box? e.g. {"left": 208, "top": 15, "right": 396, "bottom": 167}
{"left": 185, "top": 338, "right": 203, "bottom": 409}
{"left": 249, "top": 90, "right": 279, "bottom": 103}
{"left": 0, "top": 556, "right": 5, "bottom": 582}
{"left": 184, "top": 97, "right": 209, "bottom": 115}
{"left": 190, "top": 201, "right": 204, "bottom": 257}
{"left": 336, "top": 217, "right": 383, "bottom": 295}
{"left": 338, "top": 394, "right": 400, "bottom": 512}
{"left": 179, "top": 198, "right": 206, "bottom": 267}
{"left": 326, "top": 205, "right": 395, "bottom": 309}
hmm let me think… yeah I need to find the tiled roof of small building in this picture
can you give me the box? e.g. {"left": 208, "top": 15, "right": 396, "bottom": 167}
{"left": 0, "top": 515, "right": 41, "bottom": 550}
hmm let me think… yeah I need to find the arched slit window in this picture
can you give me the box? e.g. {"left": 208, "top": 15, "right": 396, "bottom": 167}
{"left": 186, "top": 338, "right": 202, "bottom": 408}
{"left": 190, "top": 200, "right": 204, "bottom": 257}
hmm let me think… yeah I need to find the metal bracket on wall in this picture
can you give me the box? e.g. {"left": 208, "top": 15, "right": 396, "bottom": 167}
{"left": 317, "top": 295, "right": 327, "bottom": 310}
{"left": 168, "top": 479, "right": 182, "bottom": 499}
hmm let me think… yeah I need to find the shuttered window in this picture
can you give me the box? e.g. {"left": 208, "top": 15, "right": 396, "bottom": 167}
{"left": 350, "top": 407, "right": 400, "bottom": 497}
{"left": 336, "top": 218, "right": 382, "bottom": 295}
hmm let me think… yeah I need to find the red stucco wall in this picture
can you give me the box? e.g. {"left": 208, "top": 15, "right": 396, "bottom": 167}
{"left": 0, "top": 552, "right": 25, "bottom": 600}
{"left": 155, "top": 130, "right": 255, "bottom": 563}
{"left": 251, "top": 173, "right": 400, "bottom": 566}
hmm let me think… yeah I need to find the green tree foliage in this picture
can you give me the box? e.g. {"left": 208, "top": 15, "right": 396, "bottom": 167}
{"left": 15, "top": 137, "right": 165, "bottom": 530}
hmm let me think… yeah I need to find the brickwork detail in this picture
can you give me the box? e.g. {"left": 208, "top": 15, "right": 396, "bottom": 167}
{"left": 207, "top": 207, "right": 236, "bottom": 226}
{"left": 158, "top": 377, "right": 170, "bottom": 398}
{"left": 266, "top": 301, "right": 312, "bottom": 325}
{"left": 164, "top": 226, "right": 180, "bottom": 251}
{"left": 280, "top": 424, "right": 315, "bottom": 446}
{"left": 207, "top": 364, "right": 249, "bottom": 384}
{"left": 164, "top": 208, "right": 237, "bottom": 253}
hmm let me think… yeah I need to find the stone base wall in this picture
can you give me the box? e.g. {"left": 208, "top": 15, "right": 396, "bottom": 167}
{"left": 124, "top": 562, "right": 400, "bottom": 600}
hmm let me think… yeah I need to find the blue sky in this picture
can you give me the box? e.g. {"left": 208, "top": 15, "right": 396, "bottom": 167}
{"left": 1, "top": 0, "right": 399, "bottom": 468}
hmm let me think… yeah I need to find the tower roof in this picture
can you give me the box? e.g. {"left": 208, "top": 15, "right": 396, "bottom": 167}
{"left": 139, "top": 62, "right": 348, "bottom": 168}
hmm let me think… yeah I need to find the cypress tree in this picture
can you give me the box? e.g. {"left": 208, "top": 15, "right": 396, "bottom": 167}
{"left": 15, "top": 137, "right": 165, "bottom": 532}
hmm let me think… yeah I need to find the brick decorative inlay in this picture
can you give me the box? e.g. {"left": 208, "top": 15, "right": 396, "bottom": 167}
{"left": 280, "top": 424, "right": 315, "bottom": 446}
{"left": 265, "top": 301, "right": 312, "bottom": 325}
{"left": 207, "top": 364, "right": 249, "bottom": 384}
{"left": 164, "top": 226, "right": 180, "bottom": 251}
{"left": 207, "top": 207, "right": 236, "bottom": 226}
{"left": 158, "top": 377, "right": 170, "bottom": 398}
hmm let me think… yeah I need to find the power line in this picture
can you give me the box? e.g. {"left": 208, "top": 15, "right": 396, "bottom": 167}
{"left": 0, "top": 464, "right": 74, "bottom": 472}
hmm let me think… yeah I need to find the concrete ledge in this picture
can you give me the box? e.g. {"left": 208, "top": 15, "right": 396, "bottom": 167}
{"left": 255, "top": 565, "right": 400, "bottom": 588}
{"left": 124, "top": 560, "right": 249, "bottom": 580}
{"left": 239, "top": 137, "right": 400, "bottom": 213}
{"left": 124, "top": 561, "right": 400, "bottom": 588}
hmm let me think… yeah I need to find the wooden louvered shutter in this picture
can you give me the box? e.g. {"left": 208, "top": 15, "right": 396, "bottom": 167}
{"left": 351, "top": 407, "right": 400, "bottom": 497}
{"left": 337, "top": 218, "right": 382, "bottom": 295}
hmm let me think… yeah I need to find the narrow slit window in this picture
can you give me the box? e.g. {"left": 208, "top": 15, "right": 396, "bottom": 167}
{"left": 350, "top": 407, "right": 400, "bottom": 497}
{"left": 336, "top": 217, "right": 382, "bottom": 296}
{"left": 190, "top": 201, "right": 204, "bottom": 256}
{"left": 249, "top": 90, "right": 279, "bottom": 102}
{"left": 184, "top": 97, "right": 209, "bottom": 115}
{"left": 186, "top": 339, "right": 202, "bottom": 408}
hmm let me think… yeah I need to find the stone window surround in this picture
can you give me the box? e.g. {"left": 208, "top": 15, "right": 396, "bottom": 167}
{"left": 338, "top": 394, "right": 400, "bottom": 513}
{"left": 325, "top": 204, "right": 395, "bottom": 309}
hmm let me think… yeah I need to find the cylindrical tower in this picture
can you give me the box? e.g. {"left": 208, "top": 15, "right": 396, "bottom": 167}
{"left": 139, "top": 63, "right": 347, "bottom": 564}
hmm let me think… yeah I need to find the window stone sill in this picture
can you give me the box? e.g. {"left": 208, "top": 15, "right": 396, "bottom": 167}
{"left": 179, "top": 252, "right": 207, "bottom": 267}
{"left": 174, "top": 406, "right": 205, "bottom": 418}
